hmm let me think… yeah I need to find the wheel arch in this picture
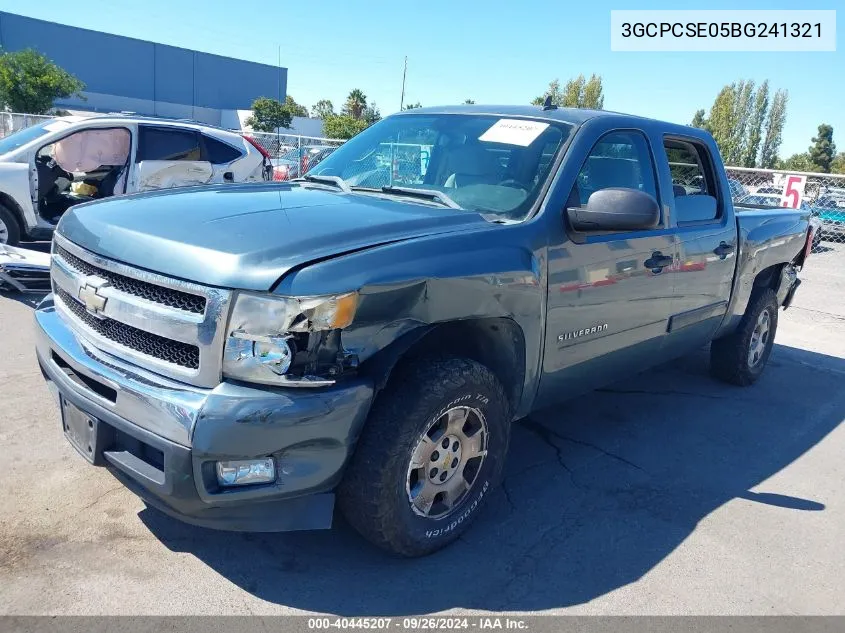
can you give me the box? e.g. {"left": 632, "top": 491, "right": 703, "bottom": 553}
{"left": 0, "top": 191, "right": 25, "bottom": 233}
{"left": 360, "top": 317, "right": 527, "bottom": 420}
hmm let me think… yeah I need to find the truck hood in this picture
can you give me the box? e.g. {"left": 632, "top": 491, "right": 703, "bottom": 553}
{"left": 57, "top": 183, "right": 487, "bottom": 290}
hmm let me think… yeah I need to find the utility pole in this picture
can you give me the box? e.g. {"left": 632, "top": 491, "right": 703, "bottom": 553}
{"left": 277, "top": 44, "right": 282, "bottom": 153}
{"left": 399, "top": 56, "right": 407, "bottom": 111}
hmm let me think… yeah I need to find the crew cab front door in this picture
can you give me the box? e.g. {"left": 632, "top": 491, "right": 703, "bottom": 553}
{"left": 132, "top": 126, "right": 213, "bottom": 192}
{"left": 536, "top": 127, "right": 677, "bottom": 408}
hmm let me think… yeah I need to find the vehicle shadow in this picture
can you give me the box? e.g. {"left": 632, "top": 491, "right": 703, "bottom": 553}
{"left": 0, "top": 290, "right": 48, "bottom": 309}
{"left": 138, "top": 342, "right": 843, "bottom": 614}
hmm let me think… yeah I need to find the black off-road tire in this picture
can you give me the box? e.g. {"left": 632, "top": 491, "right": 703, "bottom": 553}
{"left": 0, "top": 204, "right": 21, "bottom": 246}
{"left": 710, "top": 288, "right": 779, "bottom": 386}
{"left": 338, "top": 357, "right": 510, "bottom": 557}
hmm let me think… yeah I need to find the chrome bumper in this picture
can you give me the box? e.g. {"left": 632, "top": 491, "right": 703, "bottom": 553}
{"left": 35, "top": 297, "right": 376, "bottom": 531}
{"left": 35, "top": 299, "right": 205, "bottom": 446}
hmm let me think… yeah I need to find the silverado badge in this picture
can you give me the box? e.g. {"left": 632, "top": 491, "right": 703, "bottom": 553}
{"left": 558, "top": 323, "right": 608, "bottom": 342}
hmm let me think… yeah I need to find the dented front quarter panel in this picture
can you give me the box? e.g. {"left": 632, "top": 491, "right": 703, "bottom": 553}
{"left": 276, "top": 220, "right": 548, "bottom": 419}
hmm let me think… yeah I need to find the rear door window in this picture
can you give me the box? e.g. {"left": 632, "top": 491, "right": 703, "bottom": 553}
{"left": 202, "top": 135, "right": 242, "bottom": 164}
{"left": 138, "top": 127, "right": 201, "bottom": 161}
{"left": 664, "top": 138, "right": 720, "bottom": 223}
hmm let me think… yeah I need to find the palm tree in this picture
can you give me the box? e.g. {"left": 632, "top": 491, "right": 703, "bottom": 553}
{"left": 344, "top": 89, "right": 368, "bottom": 120}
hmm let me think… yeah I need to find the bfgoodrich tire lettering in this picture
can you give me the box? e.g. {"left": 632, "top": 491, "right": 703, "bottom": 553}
{"left": 338, "top": 357, "right": 510, "bottom": 557}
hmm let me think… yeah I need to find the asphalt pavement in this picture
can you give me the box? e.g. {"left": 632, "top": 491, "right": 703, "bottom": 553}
{"left": 1, "top": 244, "right": 844, "bottom": 615}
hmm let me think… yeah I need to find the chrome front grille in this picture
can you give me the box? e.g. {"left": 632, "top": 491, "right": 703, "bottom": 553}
{"left": 55, "top": 245, "right": 207, "bottom": 314}
{"left": 50, "top": 234, "right": 232, "bottom": 387}
{"left": 56, "top": 288, "right": 200, "bottom": 369}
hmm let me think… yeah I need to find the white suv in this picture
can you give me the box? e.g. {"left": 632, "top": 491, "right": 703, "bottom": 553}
{"left": 0, "top": 115, "right": 271, "bottom": 245}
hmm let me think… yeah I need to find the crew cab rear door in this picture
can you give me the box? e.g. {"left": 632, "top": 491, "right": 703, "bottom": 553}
{"left": 133, "top": 126, "right": 212, "bottom": 192}
{"left": 659, "top": 136, "right": 737, "bottom": 356}
{"left": 536, "top": 125, "right": 678, "bottom": 407}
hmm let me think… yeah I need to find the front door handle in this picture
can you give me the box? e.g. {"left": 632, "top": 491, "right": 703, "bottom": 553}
{"left": 713, "top": 241, "right": 735, "bottom": 259}
{"left": 644, "top": 251, "right": 674, "bottom": 271}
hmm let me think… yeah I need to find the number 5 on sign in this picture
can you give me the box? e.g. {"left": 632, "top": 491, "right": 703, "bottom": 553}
{"left": 780, "top": 175, "right": 807, "bottom": 209}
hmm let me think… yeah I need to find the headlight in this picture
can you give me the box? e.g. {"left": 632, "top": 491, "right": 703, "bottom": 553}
{"left": 222, "top": 291, "right": 358, "bottom": 385}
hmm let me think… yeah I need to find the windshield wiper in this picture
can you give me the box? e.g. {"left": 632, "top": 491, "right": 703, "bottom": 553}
{"left": 293, "top": 174, "right": 350, "bottom": 193}
{"left": 377, "top": 186, "right": 462, "bottom": 209}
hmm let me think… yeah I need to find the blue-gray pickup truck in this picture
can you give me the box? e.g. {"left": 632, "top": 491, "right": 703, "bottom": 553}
{"left": 34, "top": 105, "right": 816, "bottom": 556}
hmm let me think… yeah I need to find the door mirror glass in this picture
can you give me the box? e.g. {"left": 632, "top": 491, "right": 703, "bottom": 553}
{"left": 567, "top": 187, "right": 660, "bottom": 232}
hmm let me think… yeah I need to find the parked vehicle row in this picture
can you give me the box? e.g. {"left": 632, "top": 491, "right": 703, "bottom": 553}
{"left": 34, "top": 104, "right": 815, "bottom": 556}
{"left": 0, "top": 115, "right": 272, "bottom": 245}
{"left": 271, "top": 145, "right": 337, "bottom": 181}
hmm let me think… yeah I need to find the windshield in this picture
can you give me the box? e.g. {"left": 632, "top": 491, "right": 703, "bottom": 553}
{"left": 0, "top": 120, "right": 66, "bottom": 156}
{"left": 311, "top": 113, "right": 573, "bottom": 220}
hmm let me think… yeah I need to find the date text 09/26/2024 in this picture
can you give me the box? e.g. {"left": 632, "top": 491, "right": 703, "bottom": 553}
{"left": 307, "top": 618, "right": 529, "bottom": 630}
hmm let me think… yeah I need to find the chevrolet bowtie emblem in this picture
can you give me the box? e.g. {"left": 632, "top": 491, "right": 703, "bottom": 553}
{"left": 78, "top": 278, "right": 109, "bottom": 315}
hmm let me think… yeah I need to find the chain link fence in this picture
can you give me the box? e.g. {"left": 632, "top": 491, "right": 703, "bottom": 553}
{"left": 243, "top": 131, "right": 346, "bottom": 181}
{"left": 724, "top": 166, "right": 845, "bottom": 253}
{"left": 0, "top": 112, "right": 54, "bottom": 138}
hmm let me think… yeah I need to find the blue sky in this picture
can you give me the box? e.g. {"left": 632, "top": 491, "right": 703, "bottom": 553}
{"left": 2, "top": 0, "right": 841, "bottom": 157}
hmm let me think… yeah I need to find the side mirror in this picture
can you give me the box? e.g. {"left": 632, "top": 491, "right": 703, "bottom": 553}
{"left": 566, "top": 187, "right": 660, "bottom": 232}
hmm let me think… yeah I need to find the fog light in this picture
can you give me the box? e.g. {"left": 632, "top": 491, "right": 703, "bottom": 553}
{"left": 216, "top": 458, "right": 276, "bottom": 487}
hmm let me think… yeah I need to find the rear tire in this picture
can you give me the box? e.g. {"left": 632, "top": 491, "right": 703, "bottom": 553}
{"left": 710, "top": 288, "right": 778, "bottom": 386}
{"left": 338, "top": 357, "right": 510, "bottom": 557}
{"left": 0, "top": 205, "right": 21, "bottom": 246}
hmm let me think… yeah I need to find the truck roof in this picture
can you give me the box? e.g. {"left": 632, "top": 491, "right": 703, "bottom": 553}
{"left": 396, "top": 104, "right": 636, "bottom": 125}
{"left": 397, "top": 105, "right": 714, "bottom": 144}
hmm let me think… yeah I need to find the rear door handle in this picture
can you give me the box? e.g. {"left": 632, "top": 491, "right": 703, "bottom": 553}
{"left": 713, "top": 241, "right": 735, "bottom": 258}
{"left": 644, "top": 251, "right": 674, "bottom": 271}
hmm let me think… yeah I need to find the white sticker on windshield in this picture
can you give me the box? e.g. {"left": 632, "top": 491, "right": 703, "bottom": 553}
{"left": 479, "top": 119, "right": 550, "bottom": 147}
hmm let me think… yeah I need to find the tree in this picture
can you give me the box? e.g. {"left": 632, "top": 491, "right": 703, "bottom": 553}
{"left": 311, "top": 99, "right": 335, "bottom": 120}
{"left": 741, "top": 80, "right": 769, "bottom": 167}
{"left": 322, "top": 114, "right": 369, "bottom": 140}
{"left": 532, "top": 79, "right": 562, "bottom": 106}
{"left": 403, "top": 102, "right": 422, "bottom": 110}
{"left": 561, "top": 75, "right": 585, "bottom": 107}
{"left": 363, "top": 101, "right": 381, "bottom": 124}
{"left": 808, "top": 124, "right": 835, "bottom": 173}
{"left": 726, "top": 79, "right": 755, "bottom": 165}
{"left": 245, "top": 97, "right": 292, "bottom": 132}
{"left": 343, "top": 89, "right": 367, "bottom": 120}
{"left": 463, "top": 99, "right": 475, "bottom": 104}
{"left": 760, "top": 89, "right": 788, "bottom": 169}
{"left": 580, "top": 74, "right": 604, "bottom": 109}
{"left": 832, "top": 152, "right": 845, "bottom": 175}
{"left": 706, "top": 84, "right": 738, "bottom": 163}
{"left": 284, "top": 95, "right": 308, "bottom": 118}
{"left": 532, "top": 74, "right": 603, "bottom": 109}
{"left": 0, "top": 48, "right": 85, "bottom": 114}
{"left": 697, "top": 80, "right": 786, "bottom": 168}
{"left": 690, "top": 109, "right": 707, "bottom": 129}
{"left": 777, "top": 152, "right": 814, "bottom": 172}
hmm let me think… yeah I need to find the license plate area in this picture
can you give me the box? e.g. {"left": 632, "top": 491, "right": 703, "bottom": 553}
{"left": 61, "top": 397, "right": 101, "bottom": 464}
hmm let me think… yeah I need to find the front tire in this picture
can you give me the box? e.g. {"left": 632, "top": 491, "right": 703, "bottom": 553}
{"left": 339, "top": 357, "right": 510, "bottom": 557}
{"left": 710, "top": 288, "right": 778, "bottom": 386}
{"left": 0, "top": 204, "right": 21, "bottom": 245}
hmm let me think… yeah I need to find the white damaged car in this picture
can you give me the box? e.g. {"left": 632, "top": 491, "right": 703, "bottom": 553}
{"left": 0, "top": 115, "right": 272, "bottom": 245}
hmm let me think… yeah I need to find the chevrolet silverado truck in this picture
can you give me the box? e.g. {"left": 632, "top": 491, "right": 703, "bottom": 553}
{"left": 34, "top": 105, "right": 815, "bottom": 556}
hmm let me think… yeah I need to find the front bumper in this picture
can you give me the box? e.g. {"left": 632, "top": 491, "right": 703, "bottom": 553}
{"left": 35, "top": 298, "right": 374, "bottom": 532}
